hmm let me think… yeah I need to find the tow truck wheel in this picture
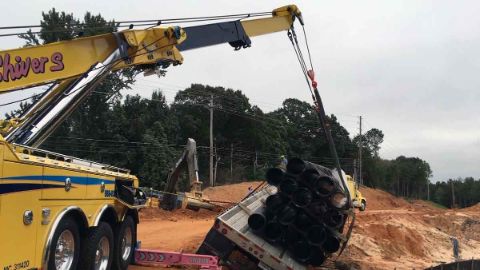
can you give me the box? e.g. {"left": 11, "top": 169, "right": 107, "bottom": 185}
{"left": 360, "top": 200, "right": 366, "bottom": 211}
{"left": 48, "top": 216, "right": 80, "bottom": 270}
{"left": 113, "top": 216, "right": 136, "bottom": 270}
{"left": 80, "top": 222, "right": 114, "bottom": 270}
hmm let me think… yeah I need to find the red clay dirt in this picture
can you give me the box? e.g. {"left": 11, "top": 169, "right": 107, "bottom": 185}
{"left": 339, "top": 186, "right": 480, "bottom": 269}
{"left": 130, "top": 183, "right": 480, "bottom": 270}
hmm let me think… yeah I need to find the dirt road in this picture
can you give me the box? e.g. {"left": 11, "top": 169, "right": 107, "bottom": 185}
{"left": 129, "top": 218, "right": 214, "bottom": 270}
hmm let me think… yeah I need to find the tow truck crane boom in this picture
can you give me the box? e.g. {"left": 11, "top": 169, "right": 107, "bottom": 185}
{"left": 0, "top": 5, "right": 301, "bottom": 93}
{"left": 0, "top": 5, "right": 301, "bottom": 148}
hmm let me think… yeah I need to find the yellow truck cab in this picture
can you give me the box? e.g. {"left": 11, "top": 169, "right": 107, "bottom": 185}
{"left": 345, "top": 174, "right": 367, "bottom": 211}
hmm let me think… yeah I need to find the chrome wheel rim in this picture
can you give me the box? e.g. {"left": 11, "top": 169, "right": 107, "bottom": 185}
{"left": 94, "top": 236, "right": 110, "bottom": 270}
{"left": 54, "top": 230, "right": 75, "bottom": 270}
{"left": 121, "top": 227, "right": 133, "bottom": 261}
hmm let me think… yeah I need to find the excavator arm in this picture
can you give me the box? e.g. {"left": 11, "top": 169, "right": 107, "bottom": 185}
{"left": 0, "top": 5, "right": 302, "bottom": 146}
{"left": 161, "top": 138, "right": 209, "bottom": 211}
{"left": 163, "top": 138, "right": 201, "bottom": 197}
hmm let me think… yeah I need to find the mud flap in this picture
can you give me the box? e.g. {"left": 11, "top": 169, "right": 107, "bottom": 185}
{"left": 197, "top": 228, "right": 236, "bottom": 260}
{"left": 115, "top": 185, "right": 147, "bottom": 209}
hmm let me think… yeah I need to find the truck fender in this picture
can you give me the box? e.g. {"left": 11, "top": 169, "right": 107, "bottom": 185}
{"left": 93, "top": 204, "right": 118, "bottom": 227}
{"left": 42, "top": 206, "right": 88, "bottom": 269}
{"left": 122, "top": 208, "right": 139, "bottom": 224}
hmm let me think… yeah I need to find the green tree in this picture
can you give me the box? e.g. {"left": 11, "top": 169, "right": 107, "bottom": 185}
{"left": 138, "top": 122, "right": 175, "bottom": 189}
{"left": 19, "top": 8, "right": 135, "bottom": 160}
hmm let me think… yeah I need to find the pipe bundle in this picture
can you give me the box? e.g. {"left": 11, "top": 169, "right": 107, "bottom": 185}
{"left": 248, "top": 158, "right": 348, "bottom": 266}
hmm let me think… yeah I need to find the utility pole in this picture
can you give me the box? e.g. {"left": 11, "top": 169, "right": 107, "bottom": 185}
{"left": 214, "top": 146, "right": 220, "bottom": 186}
{"left": 358, "top": 116, "right": 363, "bottom": 185}
{"left": 253, "top": 151, "right": 258, "bottom": 178}
{"left": 451, "top": 180, "right": 456, "bottom": 208}
{"left": 427, "top": 179, "right": 430, "bottom": 201}
{"left": 209, "top": 94, "right": 214, "bottom": 187}
{"left": 353, "top": 159, "right": 358, "bottom": 187}
{"left": 230, "top": 143, "right": 233, "bottom": 180}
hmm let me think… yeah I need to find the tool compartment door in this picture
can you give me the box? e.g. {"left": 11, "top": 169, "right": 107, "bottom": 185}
{"left": 86, "top": 174, "right": 115, "bottom": 199}
{"left": 0, "top": 160, "right": 40, "bottom": 268}
{"left": 42, "top": 167, "right": 86, "bottom": 199}
{"left": 0, "top": 145, "right": 3, "bottom": 213}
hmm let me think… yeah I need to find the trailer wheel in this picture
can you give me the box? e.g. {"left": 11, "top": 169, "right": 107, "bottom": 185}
{"left": 113, "top": 216, "right": 136, "bottom": 270}
{"left": 80, "top": 222, "right": 114, "bottom": 270}
{"left": 48, "top": 216, "right": 80, "bottom": 270}
{"left": 360, "top": 200, "right": 366, "bottom": 211}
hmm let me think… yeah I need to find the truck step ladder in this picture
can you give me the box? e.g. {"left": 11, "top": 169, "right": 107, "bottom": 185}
{"left": 135, "top": 249, "right": 222, "bottom": 270}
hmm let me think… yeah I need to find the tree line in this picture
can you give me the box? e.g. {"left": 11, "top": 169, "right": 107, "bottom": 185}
{"left": 8, "top": 8, "right": 478, "bottom": 209}
{"left": 429, "top": 178, "right": 480, "bottom": 208}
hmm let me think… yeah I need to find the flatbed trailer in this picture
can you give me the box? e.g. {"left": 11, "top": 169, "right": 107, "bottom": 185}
{"left": 198, "top": 185, "right": 307, "bottom": 270}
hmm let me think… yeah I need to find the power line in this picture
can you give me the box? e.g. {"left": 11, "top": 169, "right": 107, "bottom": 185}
{"left": 46, "top": 135, "right": 356, "bottom": 162}
{"left": 0, "top": 12, "right": 272, "bottom": 31}
{"left": 0, "top": 92, "right": 45, "bottom": 107}
{"left": 0, "top": 11, "right": 273, "bottom": 38}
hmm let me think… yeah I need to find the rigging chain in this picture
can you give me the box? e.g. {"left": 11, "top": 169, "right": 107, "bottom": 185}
{"left": 287, "top": 22, "right": 356, "bottom": 258}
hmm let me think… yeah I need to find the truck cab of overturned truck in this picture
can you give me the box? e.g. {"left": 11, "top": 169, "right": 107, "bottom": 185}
{"left": 346, "top": 174, "right": 367, "bottom": 211}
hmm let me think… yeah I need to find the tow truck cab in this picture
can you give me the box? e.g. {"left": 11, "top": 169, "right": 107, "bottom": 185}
{"left": 0, "top": 140, "right": 143, "bottom": 269}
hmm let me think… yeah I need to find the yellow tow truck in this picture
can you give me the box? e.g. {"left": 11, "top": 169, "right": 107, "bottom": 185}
{"left": 0, "top": 5, "right": 304, "bottom": 270}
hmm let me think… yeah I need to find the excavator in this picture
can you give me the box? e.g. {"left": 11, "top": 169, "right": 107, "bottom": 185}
{"left": 0, "top": 5, "right": 316, "bottom": 270}
{"left": 160, "top": 138, "right": 215, "bottom": 211}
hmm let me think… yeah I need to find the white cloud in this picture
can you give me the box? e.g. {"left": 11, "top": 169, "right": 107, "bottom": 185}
{"left": 0, "top": 0, "right": 479, "bottom": 181}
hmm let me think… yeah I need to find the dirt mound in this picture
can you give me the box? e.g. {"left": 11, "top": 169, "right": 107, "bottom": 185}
{"left": 139, "top": 207, "right": 216, "bottom": 221}
{"left": 359, "top": 186, "right": 411, "bottom": 210}
{"left": 203, "top": 181, "right": 263, "bottom": 203}
{"left": 359, "top": 186, "right": 441, "bottom": 212}
{"left": 462, "top": 203, "right": 480, "bottom": 212}
{"left": 139, "top": 181, "right": 263, "bottom": 221}
{"left": 341, "top": 188, "right": 480, "bottom": 269}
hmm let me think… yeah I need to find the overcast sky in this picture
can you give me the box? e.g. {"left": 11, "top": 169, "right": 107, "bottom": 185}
{"left": 1, "top": 0, "right": 479, "bottom": 181}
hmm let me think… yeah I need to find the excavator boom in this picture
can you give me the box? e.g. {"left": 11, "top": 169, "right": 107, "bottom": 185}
{"left": 161, "top": 138, "right": 210, "bottom": 211}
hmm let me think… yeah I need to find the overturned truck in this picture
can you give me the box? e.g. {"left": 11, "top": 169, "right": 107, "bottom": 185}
{"left": 198, "top": 158, "right": 353, "bottom": 270}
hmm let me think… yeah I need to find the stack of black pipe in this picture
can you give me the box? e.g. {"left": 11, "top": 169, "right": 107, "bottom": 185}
{"left": 247, "top": 158, "right": 348, "bottom": 266}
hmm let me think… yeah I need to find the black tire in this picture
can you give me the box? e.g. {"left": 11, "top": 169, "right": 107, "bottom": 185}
{"left": 80, "top": 222, "right": 114, "bottom": 270}
{"left": 360, "top": 200, "right": 366, "bottom": 211}
{"left": 47, "top": 216, "right": 81, "bottom": 270}
{"left": 112, "top": 216, "right": 136, "bottom": 270}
